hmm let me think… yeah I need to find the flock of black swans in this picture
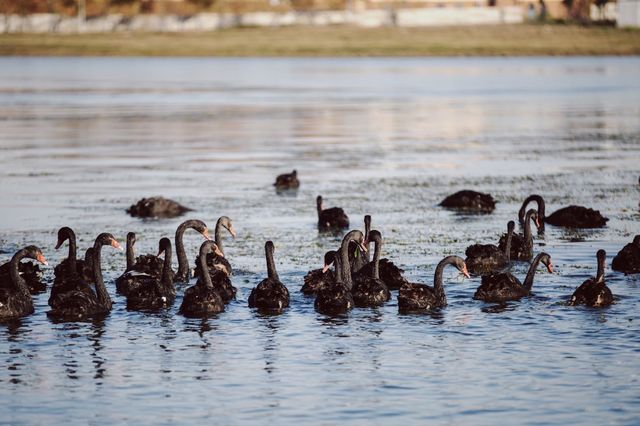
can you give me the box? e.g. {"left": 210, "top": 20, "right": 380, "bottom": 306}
{"left": 1, "top": 170, "right": 639, "bottom": 321}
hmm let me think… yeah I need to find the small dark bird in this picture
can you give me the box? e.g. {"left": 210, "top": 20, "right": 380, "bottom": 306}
{"left": 274, "top": 170, "right": 300, "bottom": 191}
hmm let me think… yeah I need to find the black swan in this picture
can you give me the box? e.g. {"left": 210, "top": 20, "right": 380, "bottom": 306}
{"left": 47, "top": 233, "right": 121, "bottom": 320}
{"left": 49, "top": 227, "right": 94, "bottom": 307}
{"left": 317, "top": 195, "right": 349, "bottom": 231}
{"left": 127, "top": 196, "right": 192, "bottom": 218}
{"left": 174, "top": 219, "right": 212, "bottom": 283}
{"left": 274, "top": 170, "right": 300, "bottom": 191}
{"left": 0, "top": 246, "right": 47, "bottom": 320}
{"left": 301, "top": 251, "right": 336, "bottom": 296}
{"left": 314, "top": 230, "right": 366, "bottom": 315}
{"left": 611, "top": 235, "right": 640, "bottom": 274}
{"left": 248, "top": 241, "right": 290, "bottom": 314}
{"left": 518, "top": 194, "right": 608, "bottom": 228}
{"left": 466, "top": 221, "right": 514, "bottom": 276}
{"left": 349, "top": 215, "right": 371, "bottom": 274}
{"left": 179, "top": 241, "right": 225, "bottom": 318}
{"left": 568, "top": 249, "right": 613, "bottom": 308}
{"left": 194, "top": 216, "right": 236, "bottom": 278}
{"left": 353, "top": 216, "right": 408, "bottom": 289}
{"left": 351, "top": 230, "right": 391, "bottom": 308}
{"left": 498, "top": 209, "right": 540, "bottom": 261}
{"left": 398, "top": 256, "right": 469, "bottom": 313}
{"left": 115, "top": 232, "right": 167, "bottom": 296}
{"left": 0, "top": 244, "right": 46, "bottom": 295}
{"left": 473, "top": 252, "right": 552, "bottom": 303}
{"left": 439, "top": 190, "right": 496, "bottom": 214}
{"left": 126, "top": 238, "right": 176, "bottom": 311}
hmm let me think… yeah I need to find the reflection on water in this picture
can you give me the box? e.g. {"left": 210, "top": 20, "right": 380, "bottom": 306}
{"left": 0, "top": 57, "right": 639, "bottom": 424}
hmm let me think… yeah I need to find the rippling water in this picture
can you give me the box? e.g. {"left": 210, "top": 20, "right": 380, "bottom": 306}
{"left": 0, "top": 57, "right": 639, "bottom": 424}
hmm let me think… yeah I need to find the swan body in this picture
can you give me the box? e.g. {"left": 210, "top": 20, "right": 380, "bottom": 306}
{"left": 611, "top": 235, "right": 640, "bottom": 274}
{"left": 248, "top": 241, "right": 290, "bottom": 314}
{"left": 0, "top": 246, "right": 47, "bottom": 320}
{"left": 519, "top": 194, "right": 608, "bottom": 229}
{"left": 466, "top": 221, "right": 514, "bottom": 275}
{"left": 314, "top": 230, "right": 365, "bottom": 315}
{"left": 301, "top": 251, "right": 336, "bottom": 296}
{"left": 351, "top": 230, "right": 390, "bottom": 308}
{"left": 127, "top": 196, "right": 192, "bottom": 218}
{"left": 474, "top": 252, "right": 552, "bottom": 303}
{"left": 126, "top": 238, "right": 176, "bottom": 311}
{"left": 498, "top": 210, "right": 539, "bottom": 261}
{"left": 179, "top": 241, "right": 225, "bottom": 317}
{"left": 317, "top": 195, "right": 349, "bottom": 231}
{"left": 48, "top": 233, "right": 121, "bottom": 320}
{"left": 568, "top": 250, "right": 613, "bottom": 308}
{"left": 398, "top": 256, "right": 469, "bottom": 313}
{"left": 439, "top": 190, "right": 495, "bottom": 213}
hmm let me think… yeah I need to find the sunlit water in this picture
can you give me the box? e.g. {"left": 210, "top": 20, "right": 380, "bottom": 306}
{"left": 0, "top": 57, "right": 639, "bottom": 424}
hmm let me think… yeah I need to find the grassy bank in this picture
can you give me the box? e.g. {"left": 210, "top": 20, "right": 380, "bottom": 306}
{"left": 1, "top": 24, "right": 639, "bottom": 56}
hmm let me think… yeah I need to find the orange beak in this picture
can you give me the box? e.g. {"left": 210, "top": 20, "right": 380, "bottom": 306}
{"left": 110, "top": 239, "right": 123, "bottom": 251}
{"left": 322, "top": 264, "right": 331, "bottom": 273}
{"left": 546, "top": 262, "right": 554, "bottom": 273}
{"left": 202, "top": 229, "right": 212, "bottom": 241}
{"left": 535, "top": 217, "right": 541, "bottom": 229}
{"left": 36, "top": 253, "right": 48, "bottom": 266}
{"left": 212, "top": 244, "right": 223, "bottom": 258}
{"left": 461, "top": 265, "right": 470, "bottom": 279}
{"left": 359, "top": 242, "right": 367, "bottom": 253}
{"left": 227, "top": 225, "right": 237, "bottom": 239}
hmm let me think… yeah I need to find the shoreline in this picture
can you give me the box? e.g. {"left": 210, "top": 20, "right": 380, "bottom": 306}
{"left": 2, "top": 24, "right": 640, "bottom": 57}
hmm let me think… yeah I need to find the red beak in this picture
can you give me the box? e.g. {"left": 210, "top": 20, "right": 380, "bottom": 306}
{"left": 36, "top": 253, "right": 48, "bottom": 266}
{"left": 322, "top": 264, "right": 330, "bottom": 273}
{"left": 546, "top": 262, "right": 554, "bottom": 273}
{"left": 110, "top": 239, "right": 123, "bottom": 251}
{"left": 202, "top": 229, "right": 212, "bottom": 241}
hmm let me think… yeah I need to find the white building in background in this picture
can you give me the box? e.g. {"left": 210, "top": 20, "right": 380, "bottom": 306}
{"left": 618, "top": 0, "right": 640, "bottom": 26}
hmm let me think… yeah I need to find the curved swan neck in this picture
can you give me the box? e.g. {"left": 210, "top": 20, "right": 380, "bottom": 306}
{"left": 519, "top": 195, "right": 545, "bottom": 223}
{"left": 504, "top": 224, "right": 514, "bottom": 262}
{"left": 9, "top": 249, "right": 30, "bottom": 294}
{"left": 265, "top": 242, "right": 279, "bottom": 281}
{"left": 125, "top": 233, "right": 135, "bottom": 270}
{"left": 215, "top": 218, "right": 225, "bottom": 255}
{"left": 175, "top": 222, "right": 194, "bottom": 281}
{"left": 523, "top": 253, "right": 545, "bottom": 291}
{"left": 333, "top": 250, "right": 343, "bottom": 284}
{"left": 523, "top": 210, "right": 536, "bottom": 243}
{"left": 339, "top": 231, "right": 362, "bottom": 290}
{"left": 92, "top": 240, "right": 112, "bottom": 308}
{"left": 434, "top": 256, "right": 457, "bottom": 305}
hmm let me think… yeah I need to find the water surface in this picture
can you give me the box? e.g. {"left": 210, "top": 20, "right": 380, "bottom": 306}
{"left": 0, "top": 57, "right": 639, "bottom": 424}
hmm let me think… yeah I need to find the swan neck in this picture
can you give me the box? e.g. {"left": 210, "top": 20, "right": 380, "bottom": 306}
{"left": 67, "top": 230, "right": 78, "bottom": 274}
{"left": 92, "top": 241, "right": 112, "bottom": 308}
{"left": 596, "top": 254, "right": 606, "bottom": 282}
{"left": 175, "top": 222, "right": 189, "bottom": 281}
{"left": 9, "top": 249, "right": 29, "bottom": 294}
{"left": 523, "top": 253, "right": 544, "bottom": 291}
{"left": 126, "top": 235, "right": 135, "bottom": 270}
{"left": 434, "top": 256, "right": 456, "bottom": 305}
{"left": 266, "top": 245, "right": 279, "bottom": 281}
{"left": 161, "top": 243, "right": 173, "bottom": 288}
{"left": 504, "top": 227, "right": 513, "bottom": 262}
{"left": 215, "top": 220, "right": 225, "bottom": 255}
{"left": 199, "top": 250, "right": 214, "bottom": 288}
{"left": 372, "top": 237, "right": 382, "bottom": 280}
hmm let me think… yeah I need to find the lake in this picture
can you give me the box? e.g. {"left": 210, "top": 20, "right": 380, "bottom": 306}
{"left": 0, "top": 56, "right": 639, "bottom": 424}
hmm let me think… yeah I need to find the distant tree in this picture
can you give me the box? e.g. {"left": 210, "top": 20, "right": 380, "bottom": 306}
{"left": 188, "top": 0, "right": 215, "bottom": 8}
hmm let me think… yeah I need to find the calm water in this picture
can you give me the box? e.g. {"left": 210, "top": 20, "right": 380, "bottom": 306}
{"left": 0, "top": 57, "right": 639, "bottom": 424}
